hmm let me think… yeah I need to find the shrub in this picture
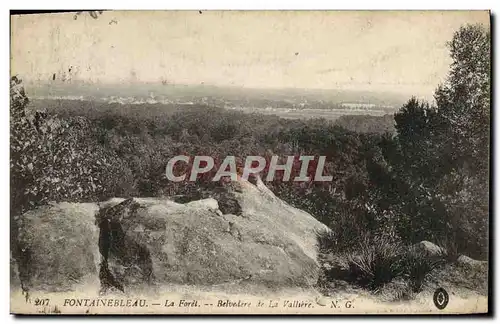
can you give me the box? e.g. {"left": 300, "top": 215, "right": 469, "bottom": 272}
{"left": 401, "top": 251, "right": 444, "bottom": 293}
{"left": 10, "top": 76, "right": 135, "bottom": 216}
{"left": 316, "top": 230, "right": 445, "bottom": 299}
{"left": 344, "top": 235, "right": 405, "bottom": 291}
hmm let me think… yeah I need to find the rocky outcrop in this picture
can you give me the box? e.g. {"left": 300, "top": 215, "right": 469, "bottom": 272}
{"left": 14, "top": 178, "right": 328, "bottom": 293}
{"left": 457, "top": 255, "right": 488, "bottom": 268}
{"left": 15, "top": 202, "right": 101, "bottom": 292}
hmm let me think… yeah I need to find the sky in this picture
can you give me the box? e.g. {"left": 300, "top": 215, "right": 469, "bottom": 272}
{"left": 11, "top": 10, "right": 490, "bottom": 98}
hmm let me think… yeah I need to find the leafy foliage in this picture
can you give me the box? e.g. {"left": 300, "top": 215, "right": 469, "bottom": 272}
{"left": 10, "top": 76, "right": 133, "bottom": 216}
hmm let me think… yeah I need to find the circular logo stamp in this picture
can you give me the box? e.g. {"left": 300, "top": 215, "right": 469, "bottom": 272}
{"left": 433, "top": 288, "right": 449, "bottom": 310}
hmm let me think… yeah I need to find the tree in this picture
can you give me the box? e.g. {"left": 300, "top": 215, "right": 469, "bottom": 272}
{"left": 435, "top": 24, "right": 490, "bottom": 177}
{"left": 374, "top": 24, "right": 490, "bottom": 258}
{"left": 434, "top": 24, "right": 490, "bottom": 258}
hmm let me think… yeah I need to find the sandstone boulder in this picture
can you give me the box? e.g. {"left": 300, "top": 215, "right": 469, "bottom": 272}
{"left": 97, "top": 178, "right": 328, "bottom": 292}
{"left": 15, "top": 202, "right": 101, "bottom": 292}
{"left": 14, "top": 178, "right": 329, "bottom": 293}
{"left": 412, "top": 241, "right": 446, "bottom": 257}
{"left": 457, "top": 255, "right": 488, "bottom": 268}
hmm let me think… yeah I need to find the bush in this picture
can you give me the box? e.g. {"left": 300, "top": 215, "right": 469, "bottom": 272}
{"left": 315, "top": 229, "right": 337, "bottom": 255}
{"left": 10, "top": 77, "right": 134, "bottom": 216}
{"left": 317, "top": 231, "right": 445, "bottom": 298}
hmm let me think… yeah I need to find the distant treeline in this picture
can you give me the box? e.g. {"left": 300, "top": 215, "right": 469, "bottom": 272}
{"left": 334, "top": 114, "right": 396, "bottom": 134}
{"left": 29, "top": 98, "right": 397, "bottom": 134}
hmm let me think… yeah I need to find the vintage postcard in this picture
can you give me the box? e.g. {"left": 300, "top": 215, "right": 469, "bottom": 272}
{"left": 10, "top": 10, "right": 490, "bottom": 315}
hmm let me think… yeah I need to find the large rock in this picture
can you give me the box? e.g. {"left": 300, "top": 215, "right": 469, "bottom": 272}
{"left": 457, "top": 255, "right": 488, "bottom": 268}
{"left": 412, "top": 241, "right": 446, "bottom": 257}
{"left": 15, "top": 202, "right": 100, "bottom": 292}
{"left": 15, "top": 178, "right": 328, "bottom": 293}
{"left": 96, "top": 178, "right": 328, "bottom": 292}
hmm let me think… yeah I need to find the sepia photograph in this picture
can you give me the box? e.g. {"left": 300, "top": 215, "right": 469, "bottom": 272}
{"left": 9, "top": 10, "right": 490, "bottom": 315}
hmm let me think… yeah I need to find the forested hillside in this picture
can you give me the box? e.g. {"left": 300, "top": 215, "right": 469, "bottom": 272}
{"left": 11, "top": 22, "right": 490, "bottom": 279}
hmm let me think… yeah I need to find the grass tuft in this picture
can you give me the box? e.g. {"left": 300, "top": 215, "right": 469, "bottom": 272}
{"left": 317, "top": 230, "right": 446, "bottom": 300}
